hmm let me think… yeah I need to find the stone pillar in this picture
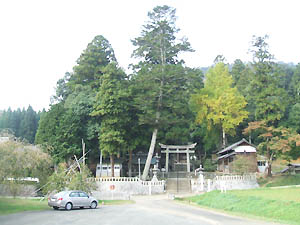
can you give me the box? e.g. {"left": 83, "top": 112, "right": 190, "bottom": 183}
{"left": 186, "top": 149, "right": 190, "bottom": 172}
{"left": 199, "top": 173, "right": 204, "bottom": 191}
{"left": 207, "top": 179, "right": 211, "bottom": 192}
{"left": 165, "top": 147, "right": 169, "bottom": 173}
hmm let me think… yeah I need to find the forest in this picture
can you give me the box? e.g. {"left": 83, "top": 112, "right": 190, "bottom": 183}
{"left": 0, "top": 106, "right": 42, "bottom": 144}
{"left": 1, "top": 5, "right": 300, "bottom": 177}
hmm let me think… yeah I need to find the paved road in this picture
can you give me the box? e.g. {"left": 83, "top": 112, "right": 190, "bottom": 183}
{"left": 0, "top": 195, "right": 283, "bottom": 225}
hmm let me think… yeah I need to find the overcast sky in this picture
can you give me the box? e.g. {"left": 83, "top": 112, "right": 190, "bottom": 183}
{"left": 1, "top": 0, "right": 299, "bottom": 111}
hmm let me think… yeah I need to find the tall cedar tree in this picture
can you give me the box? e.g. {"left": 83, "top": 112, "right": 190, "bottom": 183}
{"left": 131, "top": 5, "right": 197, "bottom": 180}
{"left": 249, "top": 35, "right": 287, "bottom": 124}
{"left": 36, "top": 35, "right": 115, "bottom": 163}
{"left": 91, "top": 63, "right": 130, "bottom": 177}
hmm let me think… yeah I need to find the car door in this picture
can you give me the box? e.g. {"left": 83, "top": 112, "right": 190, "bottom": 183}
{"left": 78, "top": 191, "right": 90, "bottom": 207}
{"left": 69, "top": 191, "right": 80, "bottom": 207}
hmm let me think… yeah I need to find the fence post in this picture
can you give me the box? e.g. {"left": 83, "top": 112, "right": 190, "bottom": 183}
{"left": 199, "top": 173, "right": 204, "bottom": 191}
{"left": 207, "top": 179, "right": 211, "bottom": 192}
{"left": 149, "top": 181, "right": 152, "bottom": 195}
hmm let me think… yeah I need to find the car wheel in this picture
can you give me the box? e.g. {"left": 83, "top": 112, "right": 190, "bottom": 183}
{"left": 53, "top": 206, "right": 59, "bottom": 210}
{"left": 65, "top": 202, "right": 73, "bottom": 211}
{"left": 90, "top": 201, "right": 97, "bottom": 209}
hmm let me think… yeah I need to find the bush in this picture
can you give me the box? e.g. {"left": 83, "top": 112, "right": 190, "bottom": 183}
{"left": 45, "top": 163, "right": 96, "bottom": 195}
{"left": 203, "top": 159, "right": 217, "bottom": 172}
{"left": 0, "top": 141, "right": 52, "bottom": 197}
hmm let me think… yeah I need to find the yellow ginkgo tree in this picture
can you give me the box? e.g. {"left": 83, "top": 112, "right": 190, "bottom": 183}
{"left": 190, "top": 62, "right": 248, "bottom": 148}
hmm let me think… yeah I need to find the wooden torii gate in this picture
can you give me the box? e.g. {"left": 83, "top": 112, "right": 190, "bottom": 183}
{"left": 159, "top": 143, "right": 197, "bottom": 173}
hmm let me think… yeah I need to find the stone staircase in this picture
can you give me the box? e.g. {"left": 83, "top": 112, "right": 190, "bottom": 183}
{"left": 166, "top": 178, "right": 191, "bottom": 193}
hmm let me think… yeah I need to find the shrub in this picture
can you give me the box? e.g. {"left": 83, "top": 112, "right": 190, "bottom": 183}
{"left": 0, "top": 141, "right": 52, "bottom": 197}
{"left": 45, "top": 163, "right": 96, "bottom": 195}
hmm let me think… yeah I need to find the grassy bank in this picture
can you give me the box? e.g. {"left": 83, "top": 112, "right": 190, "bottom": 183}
{"left": 258, "top": 174, "right": 300, "bottom": 187}
{"left": 0, "top": 197, "right": 135, "bottom": 215}
{"left": 179, "top": 188, "right": 300, "bottom": 224}
{"left": 0, "top": 198, "right": 48, "bottom": 215}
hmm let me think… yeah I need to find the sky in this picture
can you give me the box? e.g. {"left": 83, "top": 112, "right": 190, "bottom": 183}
{"left": 1, "top": 0, "right": 300, "bottom": 111}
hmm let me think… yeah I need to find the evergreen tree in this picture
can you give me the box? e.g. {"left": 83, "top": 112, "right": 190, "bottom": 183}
{"left": 131, "top": 5, "right": 199, "bottom": 180}
{"left": 249, "top": 35, "right": 288, "bottom": 124}
{"left": 0, "top": 107, "right": 39, "bottom": 143}
{"left": 19, "top": 106, "right": 38, "bottom": 143}
{"left": 91, "top": 63, "right": 129, "bottom": 177}
{"left": 36, "top": 35, "right": 116, "bottom": 163}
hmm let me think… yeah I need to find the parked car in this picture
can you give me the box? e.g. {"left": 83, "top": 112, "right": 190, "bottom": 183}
{"left": 48, "top": 190, "right": 98, "bottom": 210}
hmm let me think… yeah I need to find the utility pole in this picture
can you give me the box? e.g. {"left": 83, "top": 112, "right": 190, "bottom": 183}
{"left": 138, "top": 158, "right": 141, "bottom": 179}
{"left": 99, "top": 150, "right": 103, "bottom": 177}
{"left": 82, "top": 139, "right": 86, "bottom": 166}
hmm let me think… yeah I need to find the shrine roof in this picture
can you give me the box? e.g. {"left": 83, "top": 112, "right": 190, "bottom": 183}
{"left": 217, "top": 138, "right": 255, "bottom": 155}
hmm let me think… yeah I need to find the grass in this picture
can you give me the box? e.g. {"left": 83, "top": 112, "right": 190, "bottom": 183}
{"left": 178, "top": 188, "right": 300, "bottom": 225}
{"left": 0, "top": 197, "right": 135, "bottom": 215}
{"left": 258, "top": 174, "right": 300, "bottom": 187}
{"left": 0, "top": 197, "right": 48, "bottom": 215}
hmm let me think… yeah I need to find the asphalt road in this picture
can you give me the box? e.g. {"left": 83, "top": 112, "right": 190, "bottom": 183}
{"left": 0, "top": 195, "right": 283, "bottom": 225}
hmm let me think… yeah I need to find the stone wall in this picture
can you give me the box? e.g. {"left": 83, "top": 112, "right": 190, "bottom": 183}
{"left": 191, "top": 173, "right": 259, "bottom": 193}
{"left": 91, "top": 177, "right": 165, "bottom": 200}
{"left": 0, "top": 184, "right": 37, "bottom": 197}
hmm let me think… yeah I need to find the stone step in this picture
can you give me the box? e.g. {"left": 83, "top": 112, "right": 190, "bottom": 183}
{"left": 166, "top": 178, "right": 191, "bottom": 193}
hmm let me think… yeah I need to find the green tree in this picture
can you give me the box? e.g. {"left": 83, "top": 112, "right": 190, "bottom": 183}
{"left": 231, "top": 59, "right": 253, "bottom": 99}
{"left": 249, "top": 35, "right": 288, "bottom": 124}
{"left": 288, "top": 103, "right": 300, "bottom": 133}
{"left": 190, "top": 62, "right": 248, "bottom": 148}
{"left": 0, "top": 140, "right": 52, "bottom": 196}
{"left": 287, "top": 63, "right": 300, "bottom": 109}
{"left": 45, "top": 163, "right": 96, "bottom": 194}
{"left": 0, "top": 107, "right": 40, "bottom": 143}
{"left": 131, "top": 5, "right": 197, "bottom": 180}
{"left": 19, "top": 106, "right": 38, "bottom": 143}
{"left": 91, "top": 63, "right": 129, "bottom": 177}
{"left": 36, "top": 35, "right": 116, "bottom": 164}
{"left": 69, "top": 35, "right": 116, "bottom": 87}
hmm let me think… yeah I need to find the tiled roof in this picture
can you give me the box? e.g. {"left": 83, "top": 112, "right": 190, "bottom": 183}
{"left": 217, "top": 138, "right": 253, "bottom": 155}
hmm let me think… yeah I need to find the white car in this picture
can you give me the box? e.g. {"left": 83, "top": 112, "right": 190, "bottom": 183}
{"left": 48, "top": 190, "right": 98, "bottom": 210}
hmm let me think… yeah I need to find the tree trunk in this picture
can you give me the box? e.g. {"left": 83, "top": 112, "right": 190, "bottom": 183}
{"left": 128, "top": 149, "right": 132, "bottom": 177}
{"left": 222, "top": 128, "right": 226, "bottom": 148}
{"left": 110, "top": 155, "right": 115, "bottom": 177}
{"left": 266, "top": 149, "right": 273, "bottom": 177}
{"left": 141, "top": 33, "right": 164, "bottom": 181}
{"left": 267, "top": 163, "right": 272, "bottom": 177}
{"left": 142, "top": 128, "right": 158, "bottom": 180}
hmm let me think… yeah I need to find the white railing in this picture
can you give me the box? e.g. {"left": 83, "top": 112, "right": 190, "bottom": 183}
{"left": 93, "top": 177, "right": 140, "bottom": 182}
{"left": 140, "top": 181, "right": 165, "bottom": 186}
{"left": 216, "top": 174, "right": 256, "bottom": 181}
{"left": 90, "top": 177, "right": 165, "bottom": 186}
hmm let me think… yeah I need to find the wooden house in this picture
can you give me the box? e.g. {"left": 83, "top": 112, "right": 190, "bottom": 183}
{"left": 287, "top": 163, "right": 300, "bottom": 174}
{"left": 217, "top": 138, "right": 258, "bottom": 173}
